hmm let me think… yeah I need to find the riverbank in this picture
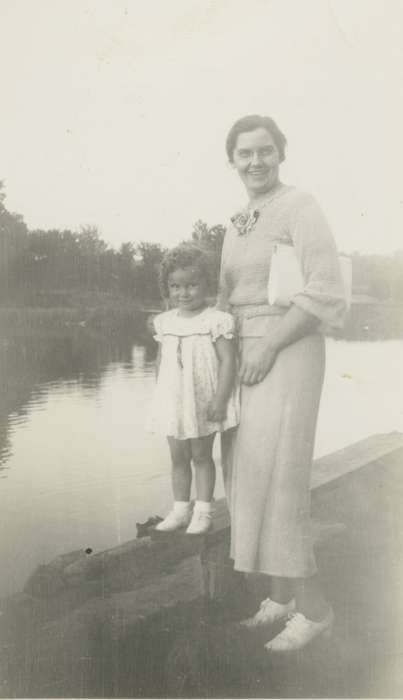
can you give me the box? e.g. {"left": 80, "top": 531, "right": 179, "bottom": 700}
{"left": 0, "top": 293, "right": 150, "bottom": 338}
{"left": 1, "top": 296, "right": 402, "bottom": 341}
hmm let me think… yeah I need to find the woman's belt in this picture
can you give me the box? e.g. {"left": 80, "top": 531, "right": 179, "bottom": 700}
{"left": 230, "top": 303, "right": 286, "bottom": 319}
{"left": 230, "top": 303, "right": 287, "bottom": 337}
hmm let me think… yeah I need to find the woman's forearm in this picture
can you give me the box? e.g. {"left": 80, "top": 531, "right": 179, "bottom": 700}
{"left": 263, "top": 304, "right": 320, "bottom": 353}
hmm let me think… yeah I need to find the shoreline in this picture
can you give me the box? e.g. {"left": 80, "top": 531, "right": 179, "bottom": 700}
{"left": 1, "top": 298, "right": 402, "bottom": 342}
{"left": 0, "top": 297, "right": 150, "bottom": 338}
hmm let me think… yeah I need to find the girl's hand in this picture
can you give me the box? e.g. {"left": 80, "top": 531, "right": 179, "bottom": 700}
{"left": 207, "top": 397, "right": 227, "bottom": 423}
{"left": 239, "top": 339, "right": 277, "bottom": 385}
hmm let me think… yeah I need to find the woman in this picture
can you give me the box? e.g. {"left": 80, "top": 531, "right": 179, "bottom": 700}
{"left": 218, "top": 115, "right": 347, "bottom": 652}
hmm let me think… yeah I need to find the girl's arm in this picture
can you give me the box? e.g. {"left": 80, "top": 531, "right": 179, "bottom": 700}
{"left": 152, "top": 313, "right": 163, "bottom": 379}
{"left": 207, "top": 336, "right": 237, "bottom": 421}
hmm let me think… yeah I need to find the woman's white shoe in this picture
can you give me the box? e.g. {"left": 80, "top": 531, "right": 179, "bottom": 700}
{"left": 264, "top": 609, "right": 334, "bottom": 652}
{"left": 241, "top": 597, "right": 296, "bottom": 628}
{"left": 155, "top": 509, "right": 192, "bottom": 532}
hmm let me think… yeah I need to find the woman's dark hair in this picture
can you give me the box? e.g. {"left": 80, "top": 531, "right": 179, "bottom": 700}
{"left": 225, "top": 114, "right": 287, "bottom": 163}
{"left": 159, "top": 243, "right": 214, "bottom": 299}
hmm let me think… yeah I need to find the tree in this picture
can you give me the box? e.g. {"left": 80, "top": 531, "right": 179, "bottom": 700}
{"left": 77, "top": 225, "right": 109, "bottom": 290}
{"left": 350, "top": 251, "right": 403, "bottom": 301}
{"left": 134, "top": 242, "right": 167, "bottom": 301}
{"left": 391, "top": 250, "right": 403, "bottom": 302}
{"left": 116, "top": 242, "right": 137, "bottom": 295}
{"left": 191, "top": 220, "right": 226, "bottom": 291}
{"left": 0, "top": 181, "right": 29, "bottom": 297}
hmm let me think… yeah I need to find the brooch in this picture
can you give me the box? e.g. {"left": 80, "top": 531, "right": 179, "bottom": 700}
{"left": 231, "top": 208, "right": 260, "bottom": 236}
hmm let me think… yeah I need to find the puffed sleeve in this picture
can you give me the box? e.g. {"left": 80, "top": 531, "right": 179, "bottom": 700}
{"left": 290, "top": 196, "right": 347, "bottom": 328}
{"left": 152, "top": 313, "right": 164, "bottom": 342}
{"left": 210, "top": 311, "right": 236, "bottom": 342}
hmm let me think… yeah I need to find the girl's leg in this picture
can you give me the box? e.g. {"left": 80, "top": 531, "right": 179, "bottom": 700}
{"left": 167, "top": 436, "right": 192, "bottom": 501}
{"left": 190, "top": 433, "right": 216, "bottom": 502}
{"left": 155, "top": 438, "right": 192, "bottom": 532}
{"left": 186, "top": 434, "right": 216, "bottom": 535}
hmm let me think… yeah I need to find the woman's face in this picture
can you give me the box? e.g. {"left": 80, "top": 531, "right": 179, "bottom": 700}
{"left": 231, "top": 127, "right": 280, "bottom": 197}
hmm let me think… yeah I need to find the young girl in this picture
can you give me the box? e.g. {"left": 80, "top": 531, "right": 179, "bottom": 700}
{"left": 147, "top": 244, "right": 239, "bottom": 535}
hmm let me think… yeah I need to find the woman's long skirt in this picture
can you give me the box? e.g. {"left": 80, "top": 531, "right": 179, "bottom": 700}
{"left": 221, "top": 326, "right": 326, "bottom": 578}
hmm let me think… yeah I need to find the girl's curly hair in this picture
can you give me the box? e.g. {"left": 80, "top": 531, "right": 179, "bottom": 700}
{"left": 159, "top": 243, "right": 215, "bottom": 299}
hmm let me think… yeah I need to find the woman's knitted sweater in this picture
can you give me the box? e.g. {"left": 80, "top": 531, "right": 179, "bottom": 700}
{"left": 218, "top": 185, "right": 347, "bottom": 331}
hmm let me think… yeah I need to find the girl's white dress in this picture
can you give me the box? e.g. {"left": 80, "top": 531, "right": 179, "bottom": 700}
{"left": 147, "top": 306, "right": 239, "bottom": 440}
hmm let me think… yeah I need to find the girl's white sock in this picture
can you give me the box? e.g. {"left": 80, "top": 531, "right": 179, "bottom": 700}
{"left": 173, "top": 501, "right": 192, "bottom": 514}
{"left": 194, "top": 500, "right": 213, "bottom": 513}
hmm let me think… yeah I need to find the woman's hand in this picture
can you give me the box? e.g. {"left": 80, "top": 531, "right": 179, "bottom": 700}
{"left": 239, "top": 338, "right": 277, "bottom": 385}
{"left": 207, "top": 397, "right": 227, "bottom": 423}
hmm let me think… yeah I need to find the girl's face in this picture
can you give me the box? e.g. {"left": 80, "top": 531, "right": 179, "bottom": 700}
{"left": 231, "top": 127, "right": 280, "bottom": 198}
{"left": 167, "top": 267, "right": 208, "bottom": 315}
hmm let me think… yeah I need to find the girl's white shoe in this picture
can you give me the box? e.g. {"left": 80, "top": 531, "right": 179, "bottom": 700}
{"left": 240, "top": 597, "right": 296, "bottom": 628}
{"left": 186, "top": 509, "right": 212, "bottom": 535}
{"left": 155, "top": 508, "right": 192, "bottom": 532}
{"left": 264, "top": 608, "right": 334, "bottom": 652}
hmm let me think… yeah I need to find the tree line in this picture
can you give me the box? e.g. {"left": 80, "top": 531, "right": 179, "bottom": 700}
{"left": 1, "top": 181, "right": 403, "bottom": 305}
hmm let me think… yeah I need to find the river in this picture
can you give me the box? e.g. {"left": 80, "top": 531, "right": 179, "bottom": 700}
{"left": 0, "top": 328, "right": 402, "bottom": 598}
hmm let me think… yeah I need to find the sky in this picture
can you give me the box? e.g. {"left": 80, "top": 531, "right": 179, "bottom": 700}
{"left": 1, "top": 0, "right": 402, "bottom": 254}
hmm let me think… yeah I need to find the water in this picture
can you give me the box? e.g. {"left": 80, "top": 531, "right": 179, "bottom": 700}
{"left": 0, "top": 327, "right": 402, "bottom": 598}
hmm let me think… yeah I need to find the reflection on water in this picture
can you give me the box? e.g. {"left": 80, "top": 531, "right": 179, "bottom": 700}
{"left": 0, "top": 328, "right": 156, "bottom": 469}
{"left": 0, "top": 326, "right": 165, "bottom": 597}
{"left": 0, "top": 325, "right": 402, "bottom": 597}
